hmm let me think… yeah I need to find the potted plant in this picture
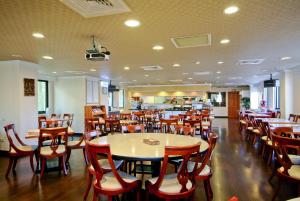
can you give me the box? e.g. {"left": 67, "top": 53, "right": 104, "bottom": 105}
{"left": 241, "top": 97, "right": 250, "bottom": 110}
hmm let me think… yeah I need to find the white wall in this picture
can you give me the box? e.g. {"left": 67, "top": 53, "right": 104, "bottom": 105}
{"left": 54, "top": 77, "right": 86, "bottom": 133}
{"left": 250, "top": 83, "right": 263, "bottom": 109}
{"left": 280, "top": 68, "right": 300, "bottom": 118}
{"left": 0, "top": 60, "right": 38, "bottom": 150}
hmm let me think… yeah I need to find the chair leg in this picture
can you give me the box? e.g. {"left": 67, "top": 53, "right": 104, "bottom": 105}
{"left": 5, "top": 158, "right": 14, "bottom": 177}
{"left": 136, "top": 189, "right": 141, "bottom": 201}
{"left": 40, "top": 158, "right": 46, "bottom": 178}
{"left": 66, "top": 149, "right": 71, "bottom": 164}
{"left": 108, "top": 196, "right": 113, "bottom": 201}
{"left": 93, "top": 191, "right": 97, "bottom": 201}
{"left": 61, "top": 155, "right": 68, "bottom": 175}
{"left": 83, "top": 148, "right": 88, "bottom": 165}
{"left": 207, "top": 179, "right": 213, "bottom": 199}
{"left": 30, "top": 154, "right": 35, "bottom": 173}
{"left": 83, "top": 173, "right": 93, "bottom": 201}
{"left": 267, "top": 149, "right": 273, "bottom": 166}
{"left": 272, "top": 178, "right": 282, "bottom": 201}
{"left": 12, "top": 158, "right": 18, "bottom": 172}
{"left": 204, "top": 180, "right": 211, "bottom": 201}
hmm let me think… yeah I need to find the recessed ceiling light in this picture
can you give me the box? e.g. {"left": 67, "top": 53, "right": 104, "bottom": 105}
{"left": 124, "top": 19, "right": 140, "bottom": 27}
{"left": 124, "top": 66, "right": 130, "bottom": 70}
{"left": 152, "top": 45, "right": 164, "bottom": 50}
{"left": 90, "top": 69, "right": 96, "bottom": 72}
{"left": 42, "top": 56, "right": 53, "bottom": 60}
{"left": 32, "top": 32, "right": 45, "bottom": 38}
{"left": 216, "top": 71, "right": 222, "bottom": 74}
{"left": 11, "top": 54, "right": 22, "bottom": 57}
{"left": 188, "top": 77, "right": 193, "bottom": 80}
{"left": 217, "top": 61, "right": 224, "bottom": 64}
{"left": 220, "top": 38, "right": 230, "bottom": 44}
{"left": 224, "top": 6, "right": 239, "bottom": 15}
{"left": 195, "top": 61, "right": 201, "bottom": 65}
{"left": 172, "top": 63, "right": 180, "bottom": 67}
{"left": 145, "top": 74, "right": 149, "bottom": 77}
{"left": 132, "top": 80, "right": 137, "bottom": 82}
{"left": 183, "top": 73, "right": 189, "bottom": 75}
{"left": 216, "top": 76, "right": 220, "bottom": 79}
{"left": 280, "top": 56, "right": 291, "bottom": 61}
{"left": 52, "top": 71, "right": 57, "bottom": 74}
{"left": 262, "top": 69, "right": 268, "bottom": 72}
{"left": 169, "top": 79, "right": 182, "bottom": 82}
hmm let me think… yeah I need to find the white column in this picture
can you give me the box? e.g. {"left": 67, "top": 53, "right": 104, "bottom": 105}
{"left": 280, "top": 70, "right": 294, "bottom": 119}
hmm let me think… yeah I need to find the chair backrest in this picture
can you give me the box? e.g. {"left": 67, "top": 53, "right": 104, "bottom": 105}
{"left": 38, "top": 127, "right": 68, "bottom": 155}
{"left": 50, "top": 113, "right": 60, "bottom": 119}
{"left": 105, "top": 119, "right": 121, "bottom": 133}
{"left": 63, "top": 113, "right": 74, "bottom": 127}
{"left": 4, "top": 124, "right": 26, "bottom": 153}
{"left": 152, "top": 144, "right": 200, "bottom": 193}
{"left": 272, "top": 134, "right": 300, "bottom": 176}
{"left": 276, "top": 111, "right": 281, "bottom": 118}
{"left": 122, "top": 124, "right": 145, "bottom": 133}
{"left": 86, "top": 141, "right": 135, "bottom": 189}
{"left": 183, "top": 119, "right": 202, "bottom": 127}
{"left": 38, "top": 116, "right": 47, "bottom": 128}
{"left": 194, "top": 133, "right": 218, "bottom": 176}
{"left": 120, "top": 113, "right": 132, "bottom": 120}
{"left": 174, "top": 125, "right": 195, "bottom": 136}
{"left": 288, "top": 114, "right": 298, "bottom": 122}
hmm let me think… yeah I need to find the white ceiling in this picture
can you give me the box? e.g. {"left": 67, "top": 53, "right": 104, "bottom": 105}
{"left": 0, "top": 0, "right": 300, "bottom": 86}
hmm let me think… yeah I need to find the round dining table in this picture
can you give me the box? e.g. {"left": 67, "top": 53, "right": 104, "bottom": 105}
{"left": 90, "top": 133, "right": 208, "bottom": 176}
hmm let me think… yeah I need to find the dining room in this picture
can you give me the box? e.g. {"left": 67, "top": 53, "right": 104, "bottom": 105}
{"left": 1, "top": 1, "right": 300, "bottom": 201}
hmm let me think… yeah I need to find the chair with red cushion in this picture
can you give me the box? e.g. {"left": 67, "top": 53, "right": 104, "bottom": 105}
{"left": 86, "top": 140, "right": 141, "bottom": 201}
{"left": 4, "top": 124, "right": 37, "bottom": 177}
{"left": 145, "top": 144, "right": 200, "bottom": 201}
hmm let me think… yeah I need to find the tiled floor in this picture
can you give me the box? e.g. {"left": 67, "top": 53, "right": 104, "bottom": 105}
{"left": 0, "top": 118, "right": 298, "bottom": 201}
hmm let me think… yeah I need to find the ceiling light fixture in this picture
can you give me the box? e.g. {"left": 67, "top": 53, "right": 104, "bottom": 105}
{"left": 183, "top": 73, "right": 189, "bottom": 75}
{"left": 224, "top": 6, "right": 239, "bottom": 15}
{"left": 216, "top": 71, "right": 222, "bottom": 74}
{"left": 220, "top": 38, "right": 230, "bottom": 44}
{"left": 217, "top": 61, "right": 224, "bottom": 64}
{"left": 124, "top": 19, "right": 140, "bottom": 27}
{"left": 11, "top": 54, "right": 22, "bottom": 57}
{"left": 152, "top": 45, "right": 164, "bottom": 50}
{"left": 132, "top": 80, "right": 137, "bottom": 82}
{"left": 188, "top": 77, "right": 193, "bottom": 80}
{"left": 280, "top": 56, "right": 291, "bottom": 61}
{"left": 32, "top": 32, "right": 45, "bottom": 38}
{"left": 216, "top": 76, "right": 220, "bottom": 79}
{"left": 52, "top": 71, "right": 57, "bottom": 74}
{"left": 144, "top": 74, "right": 149, "bottom": 77}
{"left": 90, "top": 69, "right": 97, "bottom": 72}
{"left": 172, "top": 63, "right": 180, "bottom": 67}
{"left": 124, "top": 66, "right": 130, "bottom": 70}
{"left": 42, "top": 56, "right": 53, "bottom": 60}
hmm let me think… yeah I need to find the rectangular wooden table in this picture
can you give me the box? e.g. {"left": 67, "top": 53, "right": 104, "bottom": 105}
{"left": 25, "top": 127, "right": 75, "bottom": 139}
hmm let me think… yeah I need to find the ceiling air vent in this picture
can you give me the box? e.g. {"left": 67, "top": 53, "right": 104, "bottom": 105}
{"left": 239, "top": 59, "right": 264, "bottom": 65}
{"left": 171, "top": 34, "right": 211, "bottom": 48}
{"left": 140, "top": 65, "right": 163, "bottom": 71}
{"left": 60, "top": 0, "right": 130, "bottom": 18}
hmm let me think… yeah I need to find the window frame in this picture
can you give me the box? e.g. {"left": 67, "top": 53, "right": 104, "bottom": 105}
{"left": 119, "top": 89, "right": 125, "bottom": 108}
{"left": 38, "top": 80, "right": 49, "bottom": 114}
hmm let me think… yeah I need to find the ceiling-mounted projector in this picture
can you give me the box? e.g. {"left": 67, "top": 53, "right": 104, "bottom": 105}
{"left": 85, "top": 35, "right": 110, "bottom": 61}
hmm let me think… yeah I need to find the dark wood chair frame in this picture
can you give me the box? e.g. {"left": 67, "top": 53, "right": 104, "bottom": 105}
{"left": 86, "top": 141, "right": 141, "bottom": 201}
{"left": 38, "top": 127, "right": 68, "bottom": 178}
{"left": 4, "top": 124, "right": 37, "bottom": 177}
{"left": 145, "top": 144, "right": 200, "bottom": 201}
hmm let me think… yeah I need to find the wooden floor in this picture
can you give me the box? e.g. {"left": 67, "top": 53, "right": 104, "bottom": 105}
{"left": 0, "top": 119, "right": 298, "bottom": 201}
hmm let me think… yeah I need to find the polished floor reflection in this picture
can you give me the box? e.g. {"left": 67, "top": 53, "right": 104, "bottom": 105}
{"left": 0, "top": 119, "right": 297, "bottom": 201}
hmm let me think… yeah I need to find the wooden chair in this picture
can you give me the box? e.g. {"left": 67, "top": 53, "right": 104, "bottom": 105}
{"left": 271, "top": 134, "right": 300, "bottom": 201}
{"left": 83, "top": 130, "right": 124, "bottom": 200}
{"left": 289, "top": 114, "right": 299, "bottom": 123}
{"left": 276, "top": 111, "right": 281, "bottom": 118}
{"left": 190, "top": 133, "right": 218, "bottom": 201}
{"left": 66, "top": 133, "right": 87, "bottom": 165}
{"left": 38, "top": 116, "right": 47, "bottom": 128}
{"left": 174, "top": 125, "right": 195, "bottom": 137}
{"left": 50, "top": 113, "right": 60, "bottom": 119}
{"left": 160, "top": 118, "right": 178, "bottom": 133}
{"left": 86, "top": 141, "right": 141, "bottom": 201}
{"left": 201, "top": 118, "right": 212, "bottom": 139}
{"left": 105, "top": 119, "right": 121, "bottom": 134}
{"left": 38, "top": 127, "right": 68, "bottom": 178}
{"left": 62, "top": 113, "right": 74, "bottom": 127}
{"left": 145, "top": 144, "right": 200, "bottom": 201}
{"left": 4, "top": 124, "right": 37, "bottom": 177}
{"left": 122, "top": 124, "right": 145, "bottom": 133}
{"left": 120, "top": 113, "right": 132, "bottom": 120}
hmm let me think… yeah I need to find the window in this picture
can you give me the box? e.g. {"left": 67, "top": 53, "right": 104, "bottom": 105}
{"left": 119, "top": 89, "right": 124, "bottom": 108}
{"left": 38, "top": 80, "right": 48, "bottom": 114}
{"left": 275, "top": 86, "right": 280, "bottom": 109}
{"left": 108, "top": 92, "right": 113, "bottom": 107}
{"left": 207, "top": 92, "right": 226, "bottom": 107}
